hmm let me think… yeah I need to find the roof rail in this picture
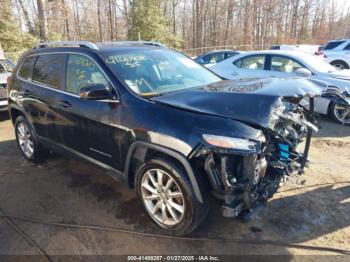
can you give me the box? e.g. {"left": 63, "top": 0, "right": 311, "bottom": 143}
{"left": 97, "top": 41, "right": 167, "bottom": 48}
{"left": 33, "top": 41, "right": 99, "bottom": 50}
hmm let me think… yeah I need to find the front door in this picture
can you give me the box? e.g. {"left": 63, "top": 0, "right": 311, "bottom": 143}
{"left": 267, "top": 55, "right": 307, "bottom": 78}
{"left": 56, "top": 53, "right": 123, "bottom": 170}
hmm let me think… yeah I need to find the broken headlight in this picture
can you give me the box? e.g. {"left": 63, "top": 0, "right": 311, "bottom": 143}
{"left": 202, "top": 134, "right": 257, "bottom": 152}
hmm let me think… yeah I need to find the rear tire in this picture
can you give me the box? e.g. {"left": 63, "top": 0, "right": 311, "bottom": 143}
{"left": 136, "top": 156, "right": 208, "bottom": 236}
{"left": 329, "top": 102, "right": 350, "bottom": 126}
{"left": 330, "top": 60, "right": 349, "bottom": 70}
{"left": 15, "top": 116, "right": 48, "bottom": 163}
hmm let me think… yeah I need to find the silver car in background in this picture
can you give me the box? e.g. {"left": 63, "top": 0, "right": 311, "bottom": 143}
{"left": 208, "top": 50, "right": 350, "bottom": 125}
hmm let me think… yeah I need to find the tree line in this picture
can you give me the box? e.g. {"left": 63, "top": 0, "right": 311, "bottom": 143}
{"left": 1, "top": 0, "right": 350, "bottom": 59}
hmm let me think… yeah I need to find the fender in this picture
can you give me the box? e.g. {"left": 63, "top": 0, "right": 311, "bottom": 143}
{"left": 8, "top": 103, "right": 41, "bottom": 140}
{"left": 8, "top": 103, "right": 30, "bottom": 125}
{"left": 124, "top": 141, "right": 203, "bottom": 203}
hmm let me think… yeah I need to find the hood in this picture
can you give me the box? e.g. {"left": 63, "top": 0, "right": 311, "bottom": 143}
{"left": 328, "top": 69, "right": 350, "bottom": 81}
{"left": 152, "top": 78, "right": 323, "bottom": 129}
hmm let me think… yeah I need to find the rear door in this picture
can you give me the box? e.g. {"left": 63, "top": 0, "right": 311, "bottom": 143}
{"left": 17, "top": 53, "right": 66, "bottom": 142}
{"left": 231, "top": 54, "right": 268, "bottom": 79}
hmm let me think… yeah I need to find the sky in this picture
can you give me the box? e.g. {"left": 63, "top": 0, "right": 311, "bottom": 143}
{"left": 335, "top": 0, "right": 350, "bottom": 9}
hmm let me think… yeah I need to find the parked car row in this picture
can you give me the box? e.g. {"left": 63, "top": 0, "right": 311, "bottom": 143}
{"left": 207, "top": 50, "right": 350, "bottom": 125}
{"left": 197, "top": 41, "right": 350, "bottom": 125}
{"left": 0, "top": 51, "right": 15, "bottom": 112}
{"left": 7, "top": 41, "right": 349, "bottom": 236}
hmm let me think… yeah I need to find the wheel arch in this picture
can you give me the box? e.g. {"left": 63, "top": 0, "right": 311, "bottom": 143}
{"left": 9, "top": 105, "right": 25, "bottom": 125}
{"left": 329, "top": 59, "right": 350, "bottom": 68}
{"left": 124, "top": 141, "right": 203, "bottom": 203}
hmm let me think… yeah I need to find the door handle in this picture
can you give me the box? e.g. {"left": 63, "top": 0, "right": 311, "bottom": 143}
{"left": 59, "top": 100, "right": 72, "bottom": 108}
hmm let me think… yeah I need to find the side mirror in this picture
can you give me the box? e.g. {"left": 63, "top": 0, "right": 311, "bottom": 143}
{"left": 79, "top": 83, "right": 114, "bottom": 100}
{"left": 295, "top": 68, "right": 312, "bottom": 77}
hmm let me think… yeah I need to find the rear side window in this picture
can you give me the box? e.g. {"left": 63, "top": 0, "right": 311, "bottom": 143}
{"left": 65, "top": 54, "right": 108, "bottom": 95}
{"left": 344, "top": 43, "right": 350, "bottom": 50}
{"left": 18, "top": 56, "right": 36, "bottom": 80}
{"left": 324, "top": 41, "right": 345, "bottom": 50}
{"left": 32, "top": 54, "right": 65, "bottom": 88}
{"left": 234, "top": 55, "right": 266, "bottom": 70}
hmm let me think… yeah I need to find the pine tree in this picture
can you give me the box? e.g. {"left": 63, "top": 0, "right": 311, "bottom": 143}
{"left": 128, "top": 0, "right": 181, "bottom": 47}
{"left": 0, "top": 0, "right": 37, "bottom": 60}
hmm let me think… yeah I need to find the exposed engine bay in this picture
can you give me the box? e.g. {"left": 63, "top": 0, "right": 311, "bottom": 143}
{"left": 153, "top": 78, "right": 350, "bottom": 218}
{"left": 197, "top": 90, "right": 348, "bottom": 218}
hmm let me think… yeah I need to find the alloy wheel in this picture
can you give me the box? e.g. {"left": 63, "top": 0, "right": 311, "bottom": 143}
{"left": 17, "top": 122, "right": 34, "bottom": 158}
{"left": 141, "top": 168, "right": 185, "bottom": 226}
{"left": 334, "top": 104, "right": 350, "bottom": 124}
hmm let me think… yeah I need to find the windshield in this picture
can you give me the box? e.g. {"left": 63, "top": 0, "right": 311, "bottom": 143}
{"left": 300, "top": 54, "right": 337, "bottom": 73}
{"left": 0, "top": 59, "right": 15, "bottom": 72}
{"left": 104, "top": 49, "right": 221, "bottom": 96}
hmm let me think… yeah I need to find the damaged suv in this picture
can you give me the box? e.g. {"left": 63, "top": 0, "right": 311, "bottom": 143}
{"left": 7, "top": 41, "right": 341, "bottom": 235}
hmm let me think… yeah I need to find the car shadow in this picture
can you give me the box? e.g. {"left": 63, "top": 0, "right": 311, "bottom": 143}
{"left": 0, "top": 111, "right": 10, "bottom": 122}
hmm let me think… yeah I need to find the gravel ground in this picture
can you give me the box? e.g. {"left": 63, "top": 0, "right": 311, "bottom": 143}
{"left": 0, "top": 111, "right": 349, "bottom": 258}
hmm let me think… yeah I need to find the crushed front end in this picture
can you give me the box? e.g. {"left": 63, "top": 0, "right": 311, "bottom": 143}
{"left": 193, "top": 96, "right": 319, "bottom": 218}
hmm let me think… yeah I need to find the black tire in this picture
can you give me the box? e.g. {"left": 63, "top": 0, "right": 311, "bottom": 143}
{"left": 14, "top": 116, "right": 48, "bottom": 163}
{"left": 328, "top": 102, "right": 350, "bottom": 126}
{"left": 136, "top": 156, "right": 208, "bottom": 236}
{"left": 330, "top": 60, "right": 349, "bottom": 70}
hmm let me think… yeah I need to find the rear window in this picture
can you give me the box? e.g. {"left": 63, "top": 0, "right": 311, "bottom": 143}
{"left": 18, "top": 56, "right": 36, "bottom": 80}
{"left": 324, "top": 41, "right": 345, "bottom": 50}
{"left": 32, "top": 54, "right": 65, "bottom": 88}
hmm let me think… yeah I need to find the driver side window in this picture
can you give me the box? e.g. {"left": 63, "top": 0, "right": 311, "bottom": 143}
{"left": 65, "top": 54, "right": 108, "bottom": 95}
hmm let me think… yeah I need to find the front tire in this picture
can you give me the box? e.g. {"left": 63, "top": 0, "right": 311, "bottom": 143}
{"left": 136, "top": 157, "right": 207, "bottom": 236}
{"left": 15, "top": 116, "right": 47, "bottom": 162}
{"left": 329, "top": 102, "right": 350, "bottom": 125}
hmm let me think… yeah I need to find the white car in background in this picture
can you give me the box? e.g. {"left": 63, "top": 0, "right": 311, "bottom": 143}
{"left": 271, "top": 44, "right": 323, "bottom": 57}
{"left": 322, "top": 39, "right": 350, "bottom": 69}
{"left": 207, "top": 50, "right": 350, "bottom": 125}
{"left": 0, "top": 51, "right": 15, "bottom": 112}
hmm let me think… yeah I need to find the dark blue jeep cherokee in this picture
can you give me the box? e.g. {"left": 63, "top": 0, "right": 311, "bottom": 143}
{"left": 7, "top": 41, "right": 322, "bottom": 235}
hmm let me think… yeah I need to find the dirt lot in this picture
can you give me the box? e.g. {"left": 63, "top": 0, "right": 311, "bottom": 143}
{"left": 0, "top": 111, "right": 349, "bottom": 258}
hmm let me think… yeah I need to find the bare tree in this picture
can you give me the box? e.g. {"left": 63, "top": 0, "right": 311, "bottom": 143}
{"left": 36, "top": 0, "right": 48, "bottom": 41}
